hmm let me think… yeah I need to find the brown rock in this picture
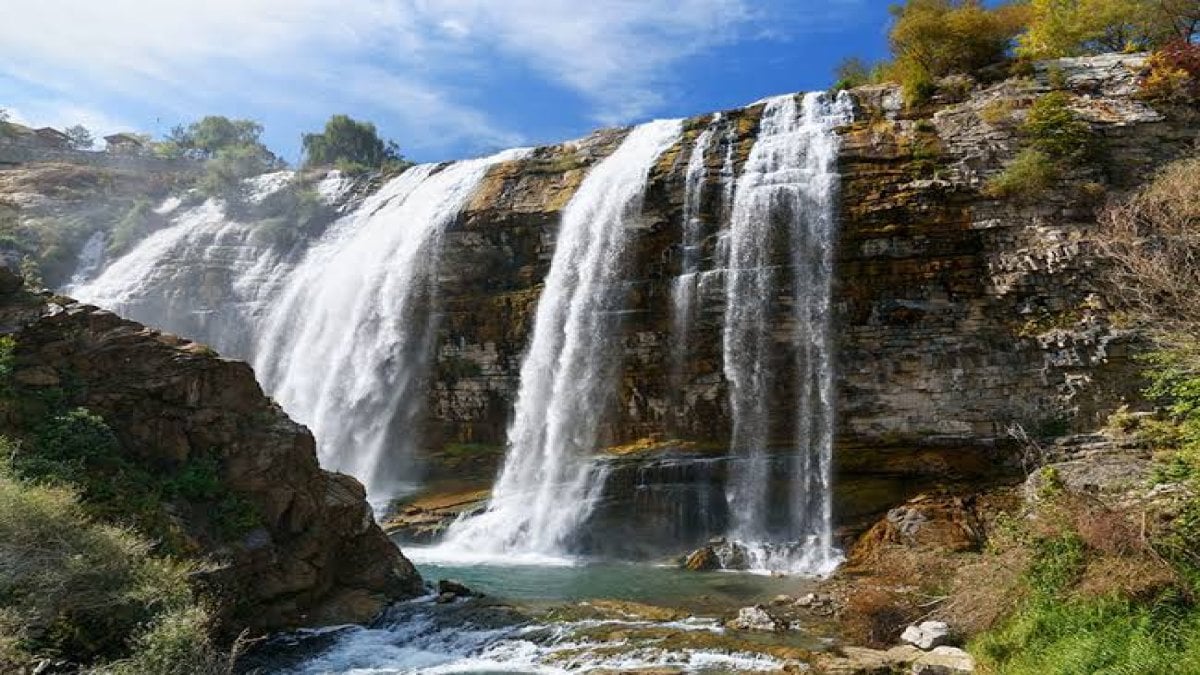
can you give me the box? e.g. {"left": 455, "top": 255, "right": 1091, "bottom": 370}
{"left": 0, "top": 286, "right": 422, "bottom": 634}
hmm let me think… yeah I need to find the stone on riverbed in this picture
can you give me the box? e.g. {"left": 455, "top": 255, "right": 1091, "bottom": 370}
{"left": 901, "top": 621, "right": 952, "bottom": 650}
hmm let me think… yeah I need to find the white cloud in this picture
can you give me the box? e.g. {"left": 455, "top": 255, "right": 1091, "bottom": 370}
{"left": 0, "top": 1, "right": 856, "bottom": 155}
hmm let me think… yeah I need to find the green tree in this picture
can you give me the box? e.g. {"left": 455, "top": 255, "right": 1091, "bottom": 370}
{"left": 168, "top": 116, "right": 272, "bottom": 161}
{"left": 1018, "top": 0, "right": 1192, "bottom": 58}
{"left": 301, "top": 114, "right": 405, "bottom": 171}
{"left": 63, "top": 124, "right": 94, "bottom": 150}
{"left": 886, "top": 0, "right": 1029, "bottom": 104}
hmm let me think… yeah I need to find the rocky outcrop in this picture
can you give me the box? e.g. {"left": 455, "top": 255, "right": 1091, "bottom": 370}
{"left": 0, "top": 267, "right": 421, "bottom": 632}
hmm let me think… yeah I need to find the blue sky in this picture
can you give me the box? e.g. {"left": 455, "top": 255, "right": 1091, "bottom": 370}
{"left": 0, "top": 1, "right": 893, "bottom": 164}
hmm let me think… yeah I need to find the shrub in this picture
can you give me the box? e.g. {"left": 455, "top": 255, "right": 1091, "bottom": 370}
{"left": 1095, "top": 157, "right": 1200, "bottom": 331}
{"left": 302, "top": 115, "right": 408, "bottom": 171}
{"left": 842, "top": 586, "right": 921, "bottom": 647}
{"left": 108, "top": 199, "right": 156, "bottom": 257}
{"left": 832, "top": 56, "right": 878, "bottom": 91}
{"left": 1141, "top": 40, "right": 1200, "bottom": 104}
{"left": 979, "top": 99, "right": 1015, "bottom": 125}
{"left": 1021, "top": 91, "right": 1095, "bottom": 160}
{"left": 985, "top": 148, "right": 1060, "bottom": 199}
{"left": 107, "top": 605, "right": 228, "bottom": 675}
{"left": 0, "top": 464, "right": 220, "bottom": 668}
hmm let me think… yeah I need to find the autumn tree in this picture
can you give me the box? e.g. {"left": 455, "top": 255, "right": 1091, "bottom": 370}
{"left": 886, "top": 0, "right": 1029, "bottom": 103}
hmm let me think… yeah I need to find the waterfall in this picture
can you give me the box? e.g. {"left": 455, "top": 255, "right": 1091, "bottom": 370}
{"left": 67, "top": 231, "right": 108, "bottom": 287}
{"left": 721, "top": 91, "right": 852, "bottom": 575}
{"left": 441, "top": 119, "right": 683, "bottom": 560}
{"left": 669, "top": 119, "right": 717, "bottom": 403}
{"left": 69, "top": 197, "right": 292, "bottom": 355}
{"left": 253, "top": 150, "right": 527, "bottom": 507}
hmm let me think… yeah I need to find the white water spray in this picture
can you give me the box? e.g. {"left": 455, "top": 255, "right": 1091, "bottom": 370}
{"left": 253, "top": 150, "right": 527, "bottom": 506}
{"left": 721, "top": 92, "right": 852, "bottom": 575}
{"left": 442, "top": 119, "right": 683, "bottom": 559}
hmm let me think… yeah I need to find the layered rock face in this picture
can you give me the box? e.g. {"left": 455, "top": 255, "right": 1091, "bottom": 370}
{"left": 0, "top": 267, "right": 421, "bottom": 631}
{"left": 48, "top": 54, "right": 1200, "bottom": 557}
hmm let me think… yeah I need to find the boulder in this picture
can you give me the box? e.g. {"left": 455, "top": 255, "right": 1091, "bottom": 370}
{"left": 727, "top": 605, "right": 786, "bottom": 632}
{"left": 901, "top": 621, "right": 952, "bottom": 650}
{"left": 912, "top": 646, "right": 975, "bottom": 674}
{"left": 437, "top": 579, "right": 475, "bottom": 598}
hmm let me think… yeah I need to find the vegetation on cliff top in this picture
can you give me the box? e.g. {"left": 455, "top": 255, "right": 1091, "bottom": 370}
{"left": 837, "top": 0, "right": 1199, "bottom": 105}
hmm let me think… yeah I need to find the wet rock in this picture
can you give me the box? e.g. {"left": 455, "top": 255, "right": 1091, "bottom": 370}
{"left": 435, "top": 592, "right": 459, "bottom": 604}
{"left": 437, "top": 579, "right": 475, "bottom": 598}
{"left": 770, "top": 594, "right": 793, "bottom": 606}
{"left": 901, "top": 621, "right": 952, "bottom": 650}
{"left": 683, "top": 545, "right": 720, "bottom": 571}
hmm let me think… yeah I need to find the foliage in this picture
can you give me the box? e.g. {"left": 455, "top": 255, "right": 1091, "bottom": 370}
{"left": 167, "top": 116, "right": 270, "bottom": 161}
{"left": 106, "top": 604, "right": 228, "bottom": 675}
{"left": 886, "top": 0, "right": 1028, "bottom": 104}
{"left": 18, "top": 256, "right": 44, "bottom": 290}
{"left": 198, "top": 143, "right": 278, "bottom": 201}
{"left": 1018, "top": 0, "right": 1199, "bottom": 58}
{"left": 62, "top": 125, "right": 94, "bottom": 151}
{"left": 248, "top": 184, "right": 336, "bottom": 250}
{"left": 107, "top": 198, "right": 156, "bottom": 257}
{"left": 984, "top": 148, "right": 1060, "bottom": 198}
{"left": 301, "top": 114, "right": 407, "bottom": 171}
{"left": 1021, "top": 91, "right": 1096, "bottom": 160}
{"left": 832, "top": 57, "right": 883, "bottom": 90}
{"left": 0, "top": 461, "right": 224, "bottom": 670}
{"left": 1095, "top": 157, "right": 1200, "bottom": 331}
{"left": 8, "top": 405, "right": 260, "bottom": 549}
{"left": 1141, "top": 40, "right": 1200, "bottom": 104}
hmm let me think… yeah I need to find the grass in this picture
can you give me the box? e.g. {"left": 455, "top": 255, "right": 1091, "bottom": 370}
{"left": 0, "top": 454, "right": 227, "bottom": 671}
{"left": 969, "top": 344, "right": 1200, "bottom": 674}
{"left": 984, "top": 148, "right": 1058, "bottom": 200}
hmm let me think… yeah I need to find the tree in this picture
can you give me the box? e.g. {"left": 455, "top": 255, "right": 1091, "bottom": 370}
{"left": 889, "top": 0, "right": 1029, "bottom": 77}
{"left": 63, "top": 125, "right": 94, "bottom": 150}
{"left": 886, "top": 0, "right": 1029, "bottom": 104}
{"left": 1017, "top": 0, "right": 1193, "bottom": 58}
{"left": 301, "top": 115, "right": 405, "bottom": 171}
{"left": 833, "top": 57, "right": 878, "bottom": 90}
{"left": 166, "top": 116, "right": 277, "bottom": 163}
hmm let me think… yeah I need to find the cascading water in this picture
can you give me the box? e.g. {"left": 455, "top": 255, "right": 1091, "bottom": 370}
{"left": 253, "top": 150, "right": 528, "bottom": 507}
{"left": 67, "top": 230, "right": 107, "bottom": 287}
{"left": 669, "top": 119, "right": 717, "bottom": 402}
{"left": 69, "top": 197, "right": 293, "bottom": 356}
{"left": 721, "top": 91, "right": 852, "bottom": 575}
{"left": 441, "top": 119, "right": 683, "bottom": 561}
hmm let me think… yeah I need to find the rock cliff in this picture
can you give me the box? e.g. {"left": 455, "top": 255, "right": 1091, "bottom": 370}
{"left": 18, "top": 53, "right": 1198, "bottom": 558}
{"left": 0, "top": 266, "right": 421, "bottom": 633}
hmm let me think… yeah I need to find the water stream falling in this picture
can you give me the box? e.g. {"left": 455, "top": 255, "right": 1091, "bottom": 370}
{"left": 721, "top": 91, "right": 852, "bottom": 575}
{"left": 669, "top": 119, "right": 718, "bottom": 402}
{"left": 253, "top": 150, "right": 528, "bottom": 506}
{"left": 70, "top": 198, "right": 293, "bottom": 356}
{"left": 441, "top": 119, "right": 684, "bottom": 560}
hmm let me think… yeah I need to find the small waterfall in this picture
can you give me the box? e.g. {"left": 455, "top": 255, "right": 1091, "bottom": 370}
{"left": 442, "top": 119, "right": 683, "bottom": 560}
{"left": 67, "top": 231, "right": 107, "bottom": 287}
{"left": 721, "top": 92, "right": 852, "bottom": 575}
{"left": 253, "top": 150, "right": 527, "bottom": 506}
{"left": 669, "top": 119, "right": 718, "bottom": 404}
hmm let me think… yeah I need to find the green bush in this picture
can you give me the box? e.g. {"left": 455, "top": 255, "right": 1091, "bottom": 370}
{"left": 1021, "top": 91, "right": 1096, "bottom": 161}
{"left": 302, "top": 114, "right": 408, "bottom": 171}
{"left": 985, "top": 148, "right": 1060, "bottom": 199}
{"left": 0, "top": 463, "right": 223, "bottom": 670}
